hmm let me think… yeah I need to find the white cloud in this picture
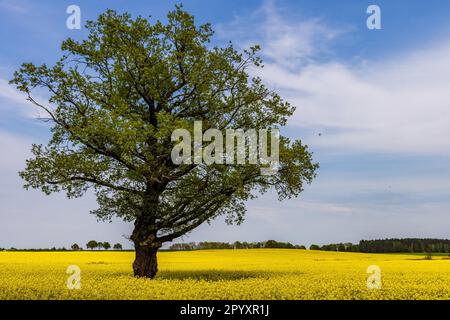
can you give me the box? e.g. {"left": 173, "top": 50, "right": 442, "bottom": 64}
{"left": 0, "top": 0, "right": 29, "bottom": 13}
{"left": 0, "top": 78, "right": 34, "bottom": 117}
{"left": 220, "top": 0, "right": 450, "bottom": 155}
{"left": 216, "top": 0, "right": 342, "bottom": 69}
{"left": 0, "top": 77, "right": 51, "bottom": 118}
{"left": 261, "top": 48, "right": 450, "bottom": 155}
{"left": 0, "top": 78, "right": 27, "bottom": 105}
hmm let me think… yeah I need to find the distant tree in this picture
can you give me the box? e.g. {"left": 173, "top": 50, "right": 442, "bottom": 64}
{"left": 424, "top": 246, "right": 433, "bottom": 260}
{"left": 328, "top": 244, "right": 337, "bottom": 251}
{"left": 297, "top": 245, "right": 306, "bottom": 250}
{"left": 309, "top": 244, "right": 320, "bottom": 250}
{"left": 264, "top": 240, "right": 278, "bottom": 248}
{"left": 113, "top": 243, "right": 123, "bottom": 250}
{"left": 169, "top": 243, "right": 194, "bottom": 251}
{"left": 86, "top": 240, "right": 98, "bottom": 250}
{"left": 71, "top": 243, "right": 80, "bottom": 251}
{"left": 233, "top": 241, "right": 243, "bottom": 249}
{"left": 346, "top": 244, "right": 359, "bottom": 252}
{"left": 97, "top": 242, "right": 104, "bottom": 250}
{"left": 263, "top": 240, "right": 294, "bottom": 249}
{"left": 102, "top": 242, "right": 111, "bottom": 250}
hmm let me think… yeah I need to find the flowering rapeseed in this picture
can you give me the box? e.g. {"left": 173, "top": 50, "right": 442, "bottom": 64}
{"left": 0, "top": 249, "right": 449, "bottom": 299}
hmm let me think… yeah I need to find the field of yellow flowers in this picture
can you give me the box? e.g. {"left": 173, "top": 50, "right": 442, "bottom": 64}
{"left": 1, "top": 249, "right": 450, "bottom": 299}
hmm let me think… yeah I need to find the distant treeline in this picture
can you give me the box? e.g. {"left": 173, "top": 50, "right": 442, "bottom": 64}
{"left": 309, "top": 243, "right": 359, "bottom": 252}
{"left": 3, "top": 238, "right": 450, "bottom": 253}
{"left": 311, "top": 238, "right": 450, "bottom": 253}
{"left": 0, "top": 241, "right": 123, "bottom": 252}
{"left": 169, "top": 239, "right": 450, "bottom": 253}
{"left": 0, "top": 247, "right": 72, "bottom": 252}
{"left": 358, "top": 239, "right": 450, "bottom": 253}
{"left": 169, "top": 240, "right": 306, "bottom": 250}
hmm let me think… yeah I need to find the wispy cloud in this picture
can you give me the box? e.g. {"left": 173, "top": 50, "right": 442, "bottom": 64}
{"left": 0, "top": 77, "right": 51, "bottom": 118}
{"left": 261, "top": 46, "right": 450, "bottom": 155}
{"left": 0, "top": 78, "right": 27, "bottom": 105}
{"left": 216, "top": 0, "right": 343, "bottom": 69}
{"left": 219, "top": 0, "right": 450, "bottom": 156}
{"left": 0, "top": 0, "right": 29, "bottom": 14}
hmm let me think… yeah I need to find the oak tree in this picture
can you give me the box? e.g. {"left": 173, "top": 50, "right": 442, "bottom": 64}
{"left": 11, "top": 6, "right": 318, "bottom": 278}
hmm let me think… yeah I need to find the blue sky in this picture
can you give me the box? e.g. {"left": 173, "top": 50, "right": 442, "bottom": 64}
{"left": 1, "top": 0, "right": 450, "bottom": 249}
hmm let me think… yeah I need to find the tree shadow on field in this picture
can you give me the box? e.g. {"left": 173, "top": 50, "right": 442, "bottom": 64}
{"left": 156, "top": 270, "right": 280, "bottom": 281}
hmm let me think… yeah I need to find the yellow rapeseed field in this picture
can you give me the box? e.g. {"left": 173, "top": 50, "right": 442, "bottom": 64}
{"left": 1, "top": 249, "right": 450, "bottom": 299}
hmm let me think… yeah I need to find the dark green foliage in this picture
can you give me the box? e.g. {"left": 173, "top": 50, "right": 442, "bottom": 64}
{"left": 169, "top": 240, "right": 306, "bottom": 250}
{"left": 359, "top": 238, "right": 450, "bottom": 253}
{"left": 86, "top": 240, "right": 98, "bottom": 250}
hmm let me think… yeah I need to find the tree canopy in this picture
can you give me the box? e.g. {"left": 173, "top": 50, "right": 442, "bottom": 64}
{"left": 86, "top": 240, "right": 98, "bottom": 250}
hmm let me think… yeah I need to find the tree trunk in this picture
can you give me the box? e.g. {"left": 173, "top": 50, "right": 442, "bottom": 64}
{"left": 133, "top": 244, "right": 159, "bottom": 278}
{"left": 131, "top": 213, "right": 162, "bottom": 278}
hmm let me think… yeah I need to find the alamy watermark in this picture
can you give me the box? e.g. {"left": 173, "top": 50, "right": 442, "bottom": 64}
{"left": 171, "top": 121, "right": 280, "bottom": 176}
{"left": 367, "top": 5, "right": 381, "bottom": 30}
{"left": 366, "top": 265, "right": 382, "bottom": 289}
{"left": 66, "top": 265, "right": 81, "bottom": 290}
{"left": 66, "top": 5, "right": 81, "bottom": 30}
